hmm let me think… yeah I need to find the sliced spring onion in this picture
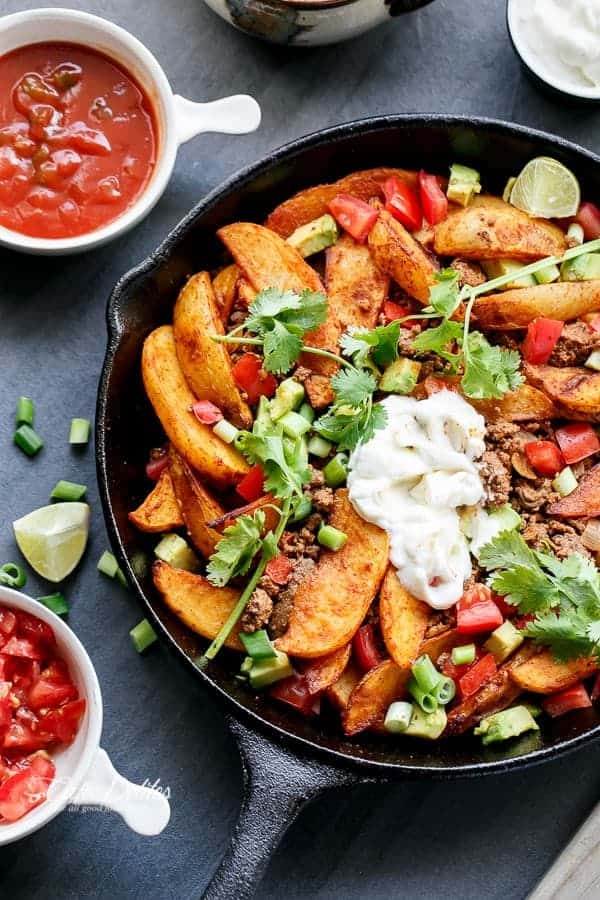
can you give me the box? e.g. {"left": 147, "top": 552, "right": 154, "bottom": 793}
{"left": 14, "top": 424, "right": 43, "bottom": 457}
{"left": 384, "top": 701, "right": 414, "bottom": 734}
{"left": 407, "top": 678, "right": 438, "bottom": 714}
{"left": 323, "top": 453, "right": 349, "bottom": 488}
{"left": 280, "top": 410, "right": 311, "bottom": 440}
{"left": 411, "top": 654, "right": 442, "bottom": 694}
{"left": 431, "top": 676, "right": 456, "bottom": 706}
{"left": 97, "top": 550, "right": 119, "bottom": 578}
{"left": 213, "top": 419, "right": 239, "bottom": 444}
{"left": 130, "top": 618, "right": 158, "bottom": 653}
{"left": 567, "top": 222, "right": 584, "bottom": 245}
{"left": 16, "top": 397, "right": 34, "bottom": 427}
{"left": 239, "top": 629, "right": 276, "bottom": 660}
{"left": 69, "top": 417, "right": 91, "bottom": 445}
{"left": 298, "top": 402, "right": 315, "bottom": 424}
{"left": 38, "top": 592, "right": 69, "bottom": 615}
{"left": 307, "top": 435, "right": 333, "bottom": 459}
{"left": 552, "top": 466, "right": 577, "bottom": 497}
{"left": 317, "top": 525, "right": 348, "bottom": 551}
{"left": 451, "top": 643, "right": 476, "bottom": 666}
{"left": 50, "top": 480, "right": 87, "bottom": 502}
{"left": 0, "top": 563, "right": 27, "bottom": 589}
{"left": 115, "top": 566, "right": 128, "bottom": 588}
{"left": 291, "top": 495, "right": 312, "bottom": 523}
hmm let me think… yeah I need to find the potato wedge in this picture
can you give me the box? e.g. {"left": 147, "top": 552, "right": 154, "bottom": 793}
{"left": 236, "top": 276, "right": 256, "bottom": 308}
{"left": 548, "top": 463, "right": 600, "bottom": 517}
{"left": 343, "top": 659, "right": 409, "bottom": 735}
{"left": 474, "top": 281, "right": 600, "bottom": 330}
{"left": 325, "top": 234, "right": 389, "bottom": 331}
{"left": 326, "top": 660, "right": 362, "bottom": 712}
{"left": 275, "top": 489, "right": 389, "bottom": 658}
{"left": 207, "top": 493, "right": 281, "bottom": 534}
{"left": 173, "top": 272, "right": 252, "bottom": 429}
{"left": 153, "top": 560, "right": 243, "bottom": 651}
{"left": 128, "top": 470, "right": 184, "bottom": 533}
{"left": 434, "top": 195, "right": 567, "bottom": 260}
{"left": 524, "top": 362, "right": 600, "bottom": 421}
{"left": 304, "top": 644, "right": 352, "bottom": 695}
{"left": 418, "top": 627, "right": 466, "bottom": 664}
{"left": 509, "top": 649, "right": 598, "bottom": 694}
{"left": 212, "top": 264, "right": 239, "bottom": 324}
{"left": 380, "top": 567, "right": 430, "bottom": 670}
{"left": 168, "top": 447, "right": 224, "bottom": 557}
{"left": 142, "top": 326, "right": 249, "bottom": 490}
{"left": 368, "top": 208, "right": 438, "bottom": 303}
{"left": 471, "top": 383, "right": 558, "bottom": 423}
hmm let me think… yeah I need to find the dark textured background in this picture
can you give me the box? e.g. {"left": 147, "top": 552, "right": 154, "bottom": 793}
{"left": 0, "top": 0, "right": 599, "bottom": 897}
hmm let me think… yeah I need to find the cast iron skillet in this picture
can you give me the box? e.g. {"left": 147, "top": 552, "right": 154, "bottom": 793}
{"left": 97, "top": 116, "right": 600, "bottom": 899}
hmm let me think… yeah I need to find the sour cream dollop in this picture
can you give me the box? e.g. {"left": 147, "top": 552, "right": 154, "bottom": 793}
{"left": 347, "top": 394, "right": 486, "bottom": 610}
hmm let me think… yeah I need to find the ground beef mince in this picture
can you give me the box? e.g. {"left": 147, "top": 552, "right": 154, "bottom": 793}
{"left": 513, "top": 478, "right": 558, "bottom": 513}
{"left": 240, "top": 588, "right": 273, "bottom": 634}
{"left": 424, "top": 608, "right": 457, "bottom": 640}
{"left": 267, "top": 557, "right": 316, "bottom": 639}
{"left": 305, "top": 466, "right": 335, "bottom": 515}
{"left": 479, "top": 450, "right": 512, "bottom": 506}
{"left": 397, "top": 324, "right": 446, "bottom": 378}
{"left": 549, "top": 321, "right": 600, "bottom": 368}
{"left": 522, "top": 515, "right": 591, "bottom": 559}
{"left": 450, "top": 258, "right": 487, "bottom": 287}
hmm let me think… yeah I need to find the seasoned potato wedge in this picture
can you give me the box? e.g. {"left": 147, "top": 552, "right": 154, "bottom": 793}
{"left": 212, "top": 264, "right": 239, "bottom": 324}
{"left": 325, "top": 234, "right": 389, "bottom": 331}
{"left": 418, "top": 627, "right": 466, "bottom": 664}
{"left": 380, "top": 567, "right": 430, "bottom": 670}
{"left": 548, "top": 463, "right": 600, "bottom": 518}
{"left": 142, "top": 326, "right": 249, "bottom": 490}
{"left": 128, "top": 470, "right": 184, "bottom": 533}
{"left": 343, "top": 659, "right": 409, "bottom": 736}
{"left": 434, "top": 195, "right": 567, "bottom": 261}
{"left": 368, "top": 208, "right": 438, "bottom": 303}
{"left": 173, "top": 272, "right": 252, "bottom": 429}
{"left": 236, "top": 276, "right": 256, "bottom": 308}
{"left": 471, "top": 383, "right": 558, "bottom": 423}
{"left": 275, "top": 490, "right": 389, "bottom": 658}
{"left": 326, "top": 661, "right": 362, "bottom": 712}
{"left": 168, "top": 447, "right": 224, "bottom": 557}
{"left": 474, "top": 281, "right": 600, "bottom": 330}
{"left": 509, "top": 649, "right": 598, "bottom": 694}
{"left": 153, "top": 560, "right": 243, "bottom": 651}
{"left": 207, "top": 493, "right": 281, "bottom": 534}
{"left": 524, "top": 362, "right": 600, "bottom": 421}
{"left": 304, "top": 644, "right": 352, "bottom": 695}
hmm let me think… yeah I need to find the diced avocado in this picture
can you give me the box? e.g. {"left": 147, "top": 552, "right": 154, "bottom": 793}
{"left": 379, "top": 357, "right": 421, "bottom": 395}
{"left": 404, "top": 705, "right": 447, "bottom": 740}
{"left": 287, "top": 214, "right": 339, "bottom": 257}
{"left": 447, "top": 163, "right": 482, "bottom": 207}
{"left": 560, "top": 253, "right": 600, "bottom": 282}
{"left": 270, "top": 378, "right": 305, "bottom": 421}
{"left": 521, "top": 701, "right": 543, "bottom": 720}
{"left": 484, "top": 620, "right": 524, "bottom": 663}
{"left": 481, "top": 259, "right": 537, "bottom": 290}
{"left": 470, "top": 504, "right": 521, "bottom": 559}
{"left": 154, "top": 534, "right": 199, "bottom": 572}
{"left": 248, "top": 649, "right": 293, "bottom": 689}
{"left": 553, "top": 466, "right": 577, "bottom": 496}
{"left": 474, "top": 705, "right": 539, "bottom": 746}
{"left": 534, "top": 263, "right": 560, "bottom": 285}
{"left": 585, "top": 350, "right": 600, "bottom": 372}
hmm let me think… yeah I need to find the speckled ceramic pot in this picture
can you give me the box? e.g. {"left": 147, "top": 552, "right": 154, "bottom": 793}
{"left": 202, "top": 0, "right": 436, "bottom": 46}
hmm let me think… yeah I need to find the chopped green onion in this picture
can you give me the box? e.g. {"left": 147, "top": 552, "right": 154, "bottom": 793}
{"left": 0, "top": 563, "right": 27, "bottom": 589}
{"left": 130, "top": 618, "right": 158, "bottom": 653}
{"left": 307, "top": 435, "right": 333, "bottom": 458}
{"left": 298, "top": 402, "right": 315, "bottom": 424}
{"left": 115, "top": 566, "right": 128, "bottom": 588}
{"left": 411, "top": 654, "right": 442, "bottom": 694}
{"left": 567, "top": 222, "right": 584, "bottom": 245}
{"left": 97, "top": 550, "right": 119, "bottom": 578}
{"left": 240, "top": 656, "right": 254, "bottom": 676}
{"left": 50, "top": 480, "right": 87, "bottom": 501}
{"left": 38, "top": 592, "right": 69, "bottom": 615}
{"left": 280, "top": 410, "right": 311, "bottom": 440}
{"left": 291, "top": 495, "right": 313, "bottom": 523}
{"left": 384, "top": 701, "right": 414, "bottom": 733}
{"left": 323, "top": 453, "right": 348, "bottom": 488}
{"left": 317, "top": 525, "right": 348, "bottom": 551}
{"left": 16, "top": 397, "right": 34, "bottom": 427}
{"left": 69, "top": 418, "right": 91, "bottom": 445}
{"left": 213, "top": 419, "right": 239, "bottom": 444}
{"left": 14, "top": 424, "right": 43, "bottom": 457}
{"left": 239, "top": 629, "right": 276, "bottom": 660}
{"left": 451, "top": 643, "right": 476, "bottom": 666}
{"left": 431, "top": 675, "right": 456, "bottom": 706}
{"left": 407, "top": 678, "right": 438, "bottom": 714}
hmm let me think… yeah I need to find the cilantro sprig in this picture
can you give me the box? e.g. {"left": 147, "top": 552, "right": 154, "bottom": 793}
{"left": 313, "top": 368, "right": 387, "bottom": 452}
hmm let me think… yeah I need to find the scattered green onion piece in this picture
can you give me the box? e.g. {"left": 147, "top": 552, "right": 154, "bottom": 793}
{"left": 298, "top": 402, "right": 315, "bottom": 424}
{"left": 14, "top": 424, "right": 43, "bottom": 457}
{"left": 432, "top": 675, "right": 456, "bottom": 706}
{"left": 384, "top": 701, "right": 414, "bottom": 734}
{"left": 307, "top": 435, "right": 333, "bottom": 459}
{"left": 411, "top": 654, "right": 442, "bottom": 694}
{"left": 291, "top": 495, "right": 313, "bottom": 523}
{"left": 451, "top": 643, "right": 476, "bottom": 666}
{"left": 317, "top": 525, "right": 348, "bottom": 551}
{"left": 323, "top": 453, "right": 348, "bottom": 488}
{"left": 240, "top": 629, "right": 276, "bottom": 660}
{"left": 69, "top": 417, "right": 91, "bottom": 445}
{"left": 280, "top": 410, "right": 311, "bottom": 440}
{"left": 97, "top": 550, "right": 119, "bottom": 578}
{"left": 0, "top": 563, "right": 27, "bottom": 589}
{"left": 38, "top": 592, "right": 69, "bottom": 615}
{"left": 213, "top": 419, "right": 239, "bottom": 444}
{"left": 130, "top": 618, "right": 157, "bottom": 653}
{"left": 407, "top": 678, "right": 438, "bottom": 714}
{"left": 567, "top": 222, "right": 584, "bottom": 245}
{"left": 16, "top": 397, "right": 34, "bottom": 427}
{"left": 240, "top": 656, "right": 254, "bottom": 676}
{"left": 50, "top": 480, "right": 87, "bottom": 501}
{"left": 115, "top": 566, "right": 128, "bottom": 588}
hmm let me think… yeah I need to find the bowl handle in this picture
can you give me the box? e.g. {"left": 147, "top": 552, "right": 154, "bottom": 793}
{"left": 69, "top": 747, "right": 171, "bottom": 836}
{"left": 172, "top": 94, "right": 261, "bottom": 146}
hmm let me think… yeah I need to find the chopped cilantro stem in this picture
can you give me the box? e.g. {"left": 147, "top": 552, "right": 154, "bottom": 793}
{"left": 211, "top": 333, "right": 355, "bottom": 370}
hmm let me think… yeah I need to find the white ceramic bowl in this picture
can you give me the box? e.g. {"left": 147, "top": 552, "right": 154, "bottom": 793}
{"left": 0, "top": 7, "right": 261, "bottom": 255}
{"left": 0, "top": 585, "right": 170, "bottom": 846}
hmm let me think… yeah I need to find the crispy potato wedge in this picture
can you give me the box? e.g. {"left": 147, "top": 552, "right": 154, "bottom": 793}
{"left": 368, "top": 208, "right": 438, "bottom": 303}
{"left": 474, "top": 281, "right": 600, "bottom": 330}
{"left": 510, "top": 650, "right": 598, "bottom": 694}
{"left": 212, "top": 264, "right": 239, "bottom": 324}
{"left": 142, "top": 326, "right": 249, "bottom": 490}
{"left": 548, "top": 463, "right": 600, "bottom": 517}
{"left": 304, "top": 644, "right": 352, "bottom": 695}
{"left": 168, "top": 447, "right": 224, "bottom": 557}
{"left": 265, "top": 168, "right": 420, "bottom": 238}
{"left": 471, "top": 383, "right": 558, "bottom": 423}
{"left": 418, "top": 627, "right": 465, "bottom": 664}
{"left": 380, "top": 568, "right": 430, "bottom": 670}
{"left": 153, "top": 560, "right": 243, "bottom": 651}
{"left": 524, "top": 362, "right": 600, "bottom": 421}
{"left": 173, "top": 272, "right": 252, "bottom": 429}
{"left": 325, "top": 234, "right": 389, "bottom": 331}
{"left": 434, "top": 195, "right": 567, "bottom": 261}
{"left": 207, "top": 493, "right": 281, "bottom": 534}
{"left": 128, "top": 470, "right": 184, "bottom": 533}
{"left": 236, "top": 276, "right": 256, "bottom": 308}
{"left": 343, "top": 659, "right": 409, "bottom": 736}
{"left": 326, "top": 661, "right": 362, "bottom": 712}
{"left": 275, "top": 490, "right": 389, "bottom": 658}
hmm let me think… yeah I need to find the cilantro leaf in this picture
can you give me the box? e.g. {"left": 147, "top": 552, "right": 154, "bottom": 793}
{"left": 262, "top": 320, "right": 303, "bottom": 374}
{"left": 340, "top": 321, "right": 401, "bottom": 370}
{"left": 488, "top": 566, "right": 560, "bottom": 615}
{"left": 425, "top": 268, "right": 461, "bottom": 318}
{"left": 206, "top": 511, "right": 265, "bottom": 587}
{"left": 330, "top": 368, "right": 378, "bottom": 407}
{"left": 411, "top": 319, "right": 463, "bottom": 366}
{"left": 237, "top": 430, "right": 307, "bottom": 499}
{"left": 524, "top": 610, "right": 598, "bottom": 662}
{"left": 461, "top": 332, "right": 523, "bottom": 400}
{"left": 247, "top": 288, "right": 303, "bottom": 322}
{"left": 479, "top": 530, "right": 537, "bottom": 572}
{"left": 243, "top": 288, "right": 328, "bottom": 374}
{"left": 314, "top": 400, "right": 386, "bottom": 453}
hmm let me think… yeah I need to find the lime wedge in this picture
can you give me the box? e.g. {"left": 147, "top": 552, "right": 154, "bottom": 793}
{"left": 509, "top": 157, "right": 580, "bottom": 219}
{"left": 13, "top": 503, "right": 90, "bottom": 583}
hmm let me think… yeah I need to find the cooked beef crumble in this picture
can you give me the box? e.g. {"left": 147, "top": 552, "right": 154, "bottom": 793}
{"left": 240, "top": 588, "right": 273, "bottom": 633}
{"left": 521, "top": 515, "right": 591, "bottom": 559}
{"left": 549, "top": 321, "right": 600, "bottom": 367}
{"left": 450, "top": 258, "right": 487, "bottom": 287}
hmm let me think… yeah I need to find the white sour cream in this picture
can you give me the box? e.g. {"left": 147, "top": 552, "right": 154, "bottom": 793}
{"left": 347, "top": 394, "right": 485, "bottom": 610}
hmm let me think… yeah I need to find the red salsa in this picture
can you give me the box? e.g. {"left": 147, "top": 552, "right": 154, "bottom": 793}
{"left": 0, "top": 605, "right": 86, "bottom": 823}
{"left": 0, "top": 42, "right": 157, "bottom": 239}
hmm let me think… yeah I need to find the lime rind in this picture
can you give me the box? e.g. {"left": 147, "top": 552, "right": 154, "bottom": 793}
{"left": 13, "top": 502, "right": 90, "bottom": 583}
{"left": 509, "top": 156, "right": 580, "bottom": 219}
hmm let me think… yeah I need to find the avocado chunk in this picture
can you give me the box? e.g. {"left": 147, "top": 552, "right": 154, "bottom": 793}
{"left": 560, "top": 252, "right": 600, "bottom": 282}
{"left": 481, "top": 259, "right": 537, "bottom": 290}
{"left": 404, "top": 705, "right": 447, "bottom": 740}
{"left": 270, "top": 378, "right": 306, "bottom": 421}
{"left": 380, "top": 357, "right": 421, "bottom": 395}
{"left": 447, "top": 163, "right": 482, "bottom": 207}
{"left": 287, "top": 214, "right": 339, "bottom": 258}
{"left": 248, "top": 649, "right": 293, "bottom": 689}
{"left": 154, "top": 534, "right": 199, "bottom": 572}
{"left": 474, "top": 705, "right": 539, "bottom": 745}
{"left": 469, "top": 503, "right": 521, "bottom": 559}
{"left": 484, "top": 620, "right": 524, "bottom": 663}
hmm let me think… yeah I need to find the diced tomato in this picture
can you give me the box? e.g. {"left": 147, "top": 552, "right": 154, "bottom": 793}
{"left": 236, "top": 465, "right": 265, "bottom": 503}
{"left": 38, "top": 698, "right": 86, "bottom": 745}
{"left": 515, "top": 613, "right": 535, "bottom": 631}
{"left": 28, "top": 676, "right": 77, "bottom": 711}
{"left": 1, "top": 637, "right": 45, "bottom": 661}
{"left": 441, "top": 647, "right": 483, "bottom": 682}
{"left": 264, "top": 555, "right": 292, "bottom": 586}
{"left": 2, "top": 720, "right": 50, "bottom": 752}
{"left": 0, "top": 754, "right": 55, "bottom": 822}
{"left": 15, "top": 611, "right": 55, "bottom": 649}
{"left": 145, "top": 449, "right": 169, "bottom": 481}
{"left": 382, "top": 301, "right": 414, "bottom": 325}
{"left": 524, "top": 440, "right": 565, "bottom": 477}
{"left": 591, "top": 673, "right": 600, "bottom": 702}
{"left": 382, "top": 177, "right": 422, "bottom": 231}
{"left": 522, "top": 318, "right": 564, "bottom": 365}
{"left": 327, "top": 193, "right": 379, "bottom": 243}
{"left": 0, "top": 683, "right": 12, "bottom": 730}
{"left": 492, "top": 592, "right": 517, "bottom": 619}
{"left": 555, "top": 423, "right": 600, "bottom": 464}
{"left": 422, "top": 375, "right": 459, "bottom": 396}
{"left": 353, "top": 624, "right": 381, "bottom": 672}
{"left": 418, "top": 171, "right": 448, "bottom": 225}
{"left": 458, "top": 653, "right": 497, "bottom": 699}
{"left": 0, "top": 655, "right": 12, "bottom": 681}
{"left": 575, "top": 201, "right": 600, "bottom": 241}
{"left": 232, "top": 353, "right": 277, "bottom": 404}
{"left": 192, "top": 400, "right": 223, "bottom": 425}
{"left": 270, "top": 674, "right": 316, "bottom": 715}
{"left": 456, "top": 585, "right": 503, "bottom": 636}
{"left": 589, "top": 315, "right": 600, "bottom": 334}
{"left": 0, "top": 609, "right": 16, "bottom": 639}
{"left": 542, "top": 683, "right": 592, "bottom": 718}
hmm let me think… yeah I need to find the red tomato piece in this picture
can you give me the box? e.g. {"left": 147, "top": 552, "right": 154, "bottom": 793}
{"left": 0, "top": 609, "right": 16, "bottom": 639}
{"left": 542, "top": 683, "right": 592, "bottom": 718}
{"left": 0, "top": 754, "right": 55, "bottom": 822}
{"left": 382, "top": 301, "right": 414, "bottom": 325}
{"left": 232, "top": 353, "right": 277, "bottom": 405}
{"left": 522, "top": 318, "right": 564, "bottom": 364}
{"left": 145, "top": 448, "right": 169, "bottom": 481}
{"left": 422, "top": 376, "right": 459, "bottom": 396}
{"left": 591, "top": 673, "right": 600, "bottom": 702}
{"left": 383, "top": 176, "right": 422, "bottom": 231}
{"left": 458, "top": 653, "right": 497, "bottom": 700}
{"left": 0, "top": 655, "right": 12, "bottom": 681}
{"left": 418, "top": 171, "right": 448, "bottom": 225}
{"left": 440, "top": 648, "right": 483, "bottom": 682}
{"left": 28, "top": 677, "right": 78, "bottom": 711}
{"left": 2, "top": 721, "right": 50, "bottom": 752}
{"left": 192, "top": 400, "right": 223, "bottom": 425}
{"left": 555, "top": 423, "right": 600, "bottom": 464}
{"left": 1, "top": 637, "right": 45, "bottom": 661}
{"left": 236, "top": 465, "right": 265, "bottom": 503}
{"left": 264, "top": 555, "right": 292, "bottom": 586}
{"left": 15, "top": 611, "right": 55, "bottom": 649}
{"left": 524, "top": 440, "right": 565, "bottom": 477}
{"left": 270, "top": 674, "right": 315, "bottom": 715}
{"left": 0, "top": 682, "right": 12, "bottom": 730}
{"left": 575, "top": 201, "right": 600, "bottom": 241}
{"left": 515, "top": 613, "right": 535, "bottom": 631}
{"left": 456, "top": 585, "right": 503, "bottom": 636}
{"left": 353, "top": 624, "right": 381, "bottom": 672}
{"left": 492, "top": 593, "right": 517, "bottom": 619}
{"left": 327, "top": 193, "right": 379, "bottom": 243}
{"left": 38, "top": 698, "right": 86, "bottom": 745}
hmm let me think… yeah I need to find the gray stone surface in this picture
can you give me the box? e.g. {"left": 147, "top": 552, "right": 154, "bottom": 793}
{"left": 0, "top": 0, "right": 599, "bottom": 897}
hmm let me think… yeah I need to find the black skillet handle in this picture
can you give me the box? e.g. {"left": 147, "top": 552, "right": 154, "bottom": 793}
{"left": 201, "top": 717, "right": 368, "bottom": 900}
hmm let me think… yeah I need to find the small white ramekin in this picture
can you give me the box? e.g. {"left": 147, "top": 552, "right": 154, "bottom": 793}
{"left": 0, "top": 7, "right": 261, "bottom": 255}
{"left": 0, "top": 585, "right": 170, "bottom": 846}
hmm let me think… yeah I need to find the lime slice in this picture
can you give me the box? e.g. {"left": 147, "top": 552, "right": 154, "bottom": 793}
{"left": 509, "top": 157, "right": 580, "bottom": 219}
{"left": 13, "top": 502, "right": 90, "bottom": 583}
